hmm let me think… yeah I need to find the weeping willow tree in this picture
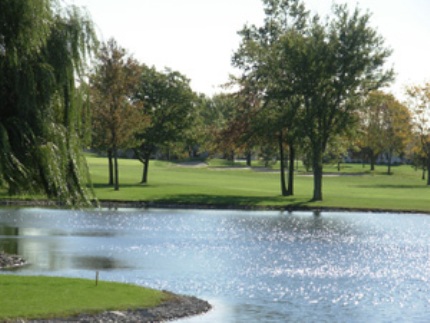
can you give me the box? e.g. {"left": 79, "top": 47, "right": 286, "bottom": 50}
{"left": 0, "top": 0, "right": 98, "bottom": 205}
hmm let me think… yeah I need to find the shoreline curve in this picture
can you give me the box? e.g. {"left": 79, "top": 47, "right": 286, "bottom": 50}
{"left": 1, "top": 198, "right": 429, "bottom": 215}
{"left": 26, "top": 292, "right": 211, "bottom": 323}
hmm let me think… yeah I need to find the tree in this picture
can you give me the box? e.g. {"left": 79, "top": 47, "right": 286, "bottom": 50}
{"left": 365, "top": 92, "right": 411, "bottom": 174}
{"left": 247, "top": 95, "right": 302, "bottom": 196}
{"left": 234, "top": 1, "right": 392, "bottom": 200}
{"left": 134, "top": 66, "right": 196, "bottom": 183}
{"left": 233, "top": 0, "right": 309, "bottom": 196}
{"left": 210, "top": 86, "right": 265, "bottom": 166}
{"left": 188, "top": 93, "right": 232, "bottom": 159}
{"left": 90, "top": 39, "right": 145, "bottom": 190}
{"left": 406, "top": 83, "right": 430, "bottom": 184}
{"left": 275, "top": 4, "right": 393, "bottom": 200}
{"left": 358, "top": 93, "right": 386, "bottom": 170}
{"left": 0, "top": 0, "right": 97, "bottom": 205}
{"left": 325, "top": 131, "right": 359, "bottom": 172}
{"left": 207, "top": 92, "right": 239, "bottom": 160}
{"left": 262, "top": 94, "right": 303, "bottom": 196}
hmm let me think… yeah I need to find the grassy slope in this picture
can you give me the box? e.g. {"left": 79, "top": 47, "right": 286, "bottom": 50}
{"left": 0, "top": 275, "right": 166, "bottom": 320}
{"left": 87, "top": 156, "right": 430, "bottom": 213}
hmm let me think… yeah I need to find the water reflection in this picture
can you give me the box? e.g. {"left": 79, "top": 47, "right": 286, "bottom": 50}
{"left": 0, "top": 226, "right": 19, "bottom": 236}
{"left": 1, "top": 208, "right": 430, "bottom": 322}
{"left": 0, "top": 226, "right": 19, "bottom": 254}
{"left": 73, "top": 256, "right": 124, "bottom": 270}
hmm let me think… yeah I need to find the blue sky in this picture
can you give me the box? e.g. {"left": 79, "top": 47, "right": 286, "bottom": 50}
{"left": 66, "top": 0, "right": 430, "bottom": 99}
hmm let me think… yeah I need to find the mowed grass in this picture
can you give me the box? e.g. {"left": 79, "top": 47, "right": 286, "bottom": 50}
{"left": 0, "top": 275, "right": 167, "bottom": 320}
{"left": 87, "top": 156, "right": 430, "bottom": 213}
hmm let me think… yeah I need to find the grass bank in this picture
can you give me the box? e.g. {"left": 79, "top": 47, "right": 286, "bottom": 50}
{"left": 1, "top": 155, "right": 429, "bottom": 213}
{"left": 87, "top": 156, "right": 430, "bottom": 213}
{"left": 0, "top": 275, "right": 166, "bottom": 320}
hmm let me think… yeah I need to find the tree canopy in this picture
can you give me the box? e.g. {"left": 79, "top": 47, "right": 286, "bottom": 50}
{"left": 0, "top": 0, "right": 97, "bottom": 205}
{"left": 134, "top": 66, "right": 196, "bottom": 183}
{"left": 363, "top": 92, "right": 412, "bottom": 174}
{"left": 90, "top": 38, "right": 145, "bottom": 190}
{"left": 406, "top": 83, "right": 430, "bottom": 184}
{"left": 233, "top": 0, "right": 393, "bottom": 201}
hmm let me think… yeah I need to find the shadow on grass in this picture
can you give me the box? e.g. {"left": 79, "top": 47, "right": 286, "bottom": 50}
{"left": 91, "top": 182, "right": 159, "bottom": 189}
{"left": 151, "top": 194, "right": 312, "bottom": 209}
{"left": 355, "top": 184, "right": 430, "bottom": 189}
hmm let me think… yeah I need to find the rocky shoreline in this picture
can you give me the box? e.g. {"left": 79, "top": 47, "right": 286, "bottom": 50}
{"left": 0, "top": 251, "right": 27, "bottom": 269}
{"left": 28, "top": 293, "right": 212, "bottom": 322}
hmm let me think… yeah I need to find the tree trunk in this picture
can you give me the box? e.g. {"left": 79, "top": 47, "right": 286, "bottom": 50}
{"left": 137, "top": 145, "right": 153, "bottom": 184}
{"left": 142, "top": 155, "right": 150, "bottom": 184}
{"left": 427, "top": 156, "right": 430, "bottom": 185}
{"left": 230, "top": 151, "right": 235, "bottom": 162}
{"left": 113, "top": 148, "right": 119, "bottom": 191}
{"left": 287, "top": 145, "right": 295, "bottom": 196}
{"left": 246, "top": 151, "right": 252, "bottom": 167}
{"left": 278, "top": 132, "right": 288, "bottom": 196}
{"left": 312, "top": 146, "right": 323, "bottom": 201}
{"left": 107, "top": 148, "right": 114, "bottom": 186}
{"left": 370, "top": 150, "right": 376, "bottom": 171}
{"left": 386, "top": 150, "right": 392, "bottom": 175}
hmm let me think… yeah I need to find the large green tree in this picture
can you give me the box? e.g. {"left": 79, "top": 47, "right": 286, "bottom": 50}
{"left": 134, "top": 66, "right": 196, "bottom": 183}
{"left": 234, "top": 1, "right": 393, "bottom": 201}
{"left": 90, "top": 38, "right": 145, "bottom": 191}
{"left": 0, "top": 0, "right": 97, "bottom": 204}
{"left": 275, "top": 4, "right": 393, "bottom": 201}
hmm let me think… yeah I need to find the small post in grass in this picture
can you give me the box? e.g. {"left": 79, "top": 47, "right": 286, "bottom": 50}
{"left": 95, "top": 271, "right": 99, "bottom": 286}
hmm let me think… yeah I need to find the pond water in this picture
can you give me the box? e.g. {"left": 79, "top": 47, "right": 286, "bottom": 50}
{"left": 1, "top": 208, "right": 430, "bottom": 322}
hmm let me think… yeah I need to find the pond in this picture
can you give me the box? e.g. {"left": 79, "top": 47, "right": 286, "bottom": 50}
{"left": 1, "top": 208, "right": 430, "bottom": 322}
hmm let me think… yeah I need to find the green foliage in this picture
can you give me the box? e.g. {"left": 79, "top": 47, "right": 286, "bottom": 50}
{"left": 136, "top": 66, "right": 196, "bottom": 149}
{"left": 405, "top": 82, "right": 430, "bottom": 184}
{"left": 0, "top": 275, "right": 166, "bottom": 320}
{"left": 187, "top": 94, "right": 215, "bottom": 155}
{"left": 359, "top": 91, "right": 412, "bottom": 174}
{"left": 233, "top": 0, "right": 394, "bottom": 201}
{"left": 205, "top": 92, "right": 250, "bottom": 158}
{"left": 0, "top": 0, "right": 97, "bottom": 205}
{"left": 91, "top": 38, "right": 144, "bottom": 152}
{"left": 133, "top": 66, "right": 197, "bottom": 182}
{"left": 90, "top": 38, "right": 146, "bottom": 190}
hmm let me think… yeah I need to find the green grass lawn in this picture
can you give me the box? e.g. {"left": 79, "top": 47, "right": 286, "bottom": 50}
{"left": 1, "top": 155, "right": 429, "bottom": 212}
{"left": 86, "top": 156, "right": 430, "bottom": 213}
{"left": 0, "top": 275, "right": 167, "bottom": 320}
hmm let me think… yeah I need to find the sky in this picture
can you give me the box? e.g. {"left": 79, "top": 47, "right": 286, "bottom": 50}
{"left": 65, "top": 0, "right": 430, "bottom": 99}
